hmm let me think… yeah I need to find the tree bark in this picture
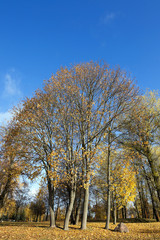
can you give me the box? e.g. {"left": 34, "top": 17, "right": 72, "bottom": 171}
{"left": 134, "top": 200, "right": 140, "bottom": 218}
{"left": 147, "top": 149, "right": 160, "bottom": 202}
{"left": 81, "top": 131, "right": 90, "bottom": 230}
{"left": 36, "top": 213, "right": 39, "bottom": 222}
{"left": 48, "top": 179, "right": 56, "bottom": 228}
{"left": 113, "top": 201, "right": 117, "bottom": 224}
{"left": 70, "top": 210, "right": 75, "bottom": 225}
{"left": 64, "top": 189, "right": 76, "bottom": 230}
{"left": 55, "top": 198, "right": 60, "bottom": 221}
{"left": 117, "top": 209, "right": 119, "bottom": 221}
{"left": 105, "top": 128, "right": 111, "bottom": 230}
{"left": 143, "top": 168, "right": 160, "bottom": 222}
{"left": 46, "top": 209, "right": 49, "bottom": 221}
{"left": 140, "top": 181, "right": 146, "bottom": 218}
{"left": 136, "top": 174, "right": 146, "bottom": 218}
{"left": 122, "top": 207, "right": 124, "bottom": 219}
{"left": 81, "top": 185, "right": 89, "bottom": 230}
{"left": 124, "top": 206, "right": 127, "bottom": 219}
{"left": 75, "top": 201, "right": 82, "bottom": 225}
{"left": 75, "top": 190, "right": 83, "bottom": 225}
{"left": 0, "top": 171, "right": 12, "bottom": 209}
{"left": 15, "top": 207, "right": 19, "bottom": 221}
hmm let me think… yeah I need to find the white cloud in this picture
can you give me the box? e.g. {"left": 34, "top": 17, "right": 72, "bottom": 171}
{"left": 0, "top": 69, "right": 23, "bottom": 125}
{"left": 102, "top": 12, "right": 116, "bottom": 24}
{"left": 0, "top": 110, "right": 13, "bottom": 125}
{"left": 3, "top": 72, "right": 22, "bottom": 97}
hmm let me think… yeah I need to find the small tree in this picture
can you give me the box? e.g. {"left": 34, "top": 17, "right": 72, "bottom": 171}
{"left": 30, "top": 190, "right": 46, "bottom": 222}
{"left": 95, "top": 148, "right": 137, "bottom": 225}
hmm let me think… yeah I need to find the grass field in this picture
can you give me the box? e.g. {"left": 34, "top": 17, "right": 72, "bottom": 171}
{"left": 0, "top": 221, "right": 160, "bottom": 240}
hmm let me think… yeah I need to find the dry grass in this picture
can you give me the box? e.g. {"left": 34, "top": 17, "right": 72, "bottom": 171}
{"left": 0, "top": 221, "right": 160, "bottom": 240}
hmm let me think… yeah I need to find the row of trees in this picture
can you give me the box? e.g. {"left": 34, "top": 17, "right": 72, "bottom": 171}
{"left": 0, "top": 62, "right": 160, "bottom": 230}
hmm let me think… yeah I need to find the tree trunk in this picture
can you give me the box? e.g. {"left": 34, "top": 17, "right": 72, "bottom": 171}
{"left": 105, "top": 189, "right": 111, "bottom": 229}
{"left": 134, "top": 200, "right": 140, "bottom": 219}
{"left": 136, "top": 175, "right": 145, "bottom": 218}
{"left": 49, "top": 200, "right": 56, "bottom": 227}
{"left": 46, "top": 209, "right": 49, "bottom": 221}
{"left": 36, "top": 214, "right": 39, "bottom": 222}
{"left": 55, "top": 198, "right": 60, "bottom": 221}
{"left": 148, "top": 184, "right": 159, "bottom": 221}
{"left": 64, "top": 189, "right": 76, "bottom": 230}
{"left": 147, "top": 150, "right": 160, "bottom": 202}
{"left": 81, "top": 133, "right": 90, "bottom": 230}
{"left": 75, "top": 205, "right": 81, "bottom": 225}
{"left": 141, "top": 193, "right": 146, "bottom": 217}
{"left": 75, "top": 192, "right": 82, "bottom": 225}
{"left": 153, "top": 207, "right": 159, "bottom": 222}
{"left": 111, "top": 192, "right": 114, "bottom": 222}
{"left": 81, "top": 185, "right": 89, "bottom": 230}
{"left": 122, "top": 207, "right": 124, "bottom": 219}
{"left": 105, "top": 128, "right": 111, "bottom": 230}
{"left": 0, "top": 172, "right": 12, "bottom": 209}
{"left": 113, "top": 201, "right": 117, "bottom": 224}
{"left": 124, "top": 206, "right": 127, "bottom": 219}
{"left": 140, "top": 181, "right": 147, "bottom": 218}
{"left": 15, "top": 207, "right": 19, "bottom": 221}
{"left": 48, "top": 179, "right": 56, "bottom": 228}
{"left": 70, "top": 211, "right": 75, "bottom": 225}
{"left": 143, "top": 166, "right": 160, "bottom": 222}
{"left": 117, "top": 209, "right": 119, "bottom": 221}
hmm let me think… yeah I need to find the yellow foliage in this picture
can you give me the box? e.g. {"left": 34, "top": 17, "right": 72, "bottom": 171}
{"left": 96, "top": 148, "right": 137, "bottom": 208}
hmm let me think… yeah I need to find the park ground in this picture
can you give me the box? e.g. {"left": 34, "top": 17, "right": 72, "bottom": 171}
{"left": 0, "top": 221, "right": 160, "bottom": 240}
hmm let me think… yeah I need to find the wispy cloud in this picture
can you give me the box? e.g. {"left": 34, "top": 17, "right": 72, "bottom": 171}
{"left": 101, "top": 12, "right": 116, "bottom": 25}
{"left": 3, "top": 71, "right": 22, "bottom": 97}
{"left": 0, "top": 69, "right": 23, "bottom": 125}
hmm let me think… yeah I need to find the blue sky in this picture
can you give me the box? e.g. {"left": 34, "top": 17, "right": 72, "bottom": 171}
{"left": 0, "top": 0, "right": 160, "bottom": 124}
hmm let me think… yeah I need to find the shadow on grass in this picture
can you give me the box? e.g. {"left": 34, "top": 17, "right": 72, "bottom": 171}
{"left": 56, "top": 225, "right": 63, "bottom": 230}
{"left": 89, "top": 218, "right": 157, "bottom": 223}
{"left": 139, "top": 229, "right": 160, "bottom": 234}
{"left": 0, "top": 222, "right": 50, "bottom": 228}
{"left": 67, "top": 226, "right": 81, "bottom": 230}
{"left": 0, "top": 218, "right": 157, "bottom": 229}
{"left": 0, "top": 222, "right": 78, "bottom": 230}
{"left": 113, "top": 218, "right": 157, "bottom": 223}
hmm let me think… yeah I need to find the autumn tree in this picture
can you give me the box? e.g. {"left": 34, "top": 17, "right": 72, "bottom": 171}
{"left": 44, "top": 68, "right": 84, "bottom": 230}
{"left": 13, "top": 91, "right": 61, "bottom": 227}
{"left": 14, "top": 183, "right": 30, "bottom": 221}
{"left": 29, "top": 187, "right": 46, "bottom": 222}
{"left": 132, "top": 151, "right": 160, "bottom": 221}
{"left": 14, "top": 88, "right": 81, "bottom": 230}
{"left": 95, "top": 148, "right": 137, "bottom": 224}
{"left": 44, "top": 61, "right": 139, "bottom": 230}
{"left": 53, "top": 88, "right": 81, "bottom": 231}
{"left": 0, "top": 123, "right": 23, "bottom": 209}
{"left": 119, "top": 91, "right": 160, "bottom": 202}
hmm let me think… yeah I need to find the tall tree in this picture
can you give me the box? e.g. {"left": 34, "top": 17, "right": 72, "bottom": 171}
{"left": 45, "top": 61, "right": 139, "bottom": 229}
{"left": 119, "top": 91, "right": 160, "bottom": 202}
{"left": 14, "top": 91, "right": 61, "bottom": 227}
